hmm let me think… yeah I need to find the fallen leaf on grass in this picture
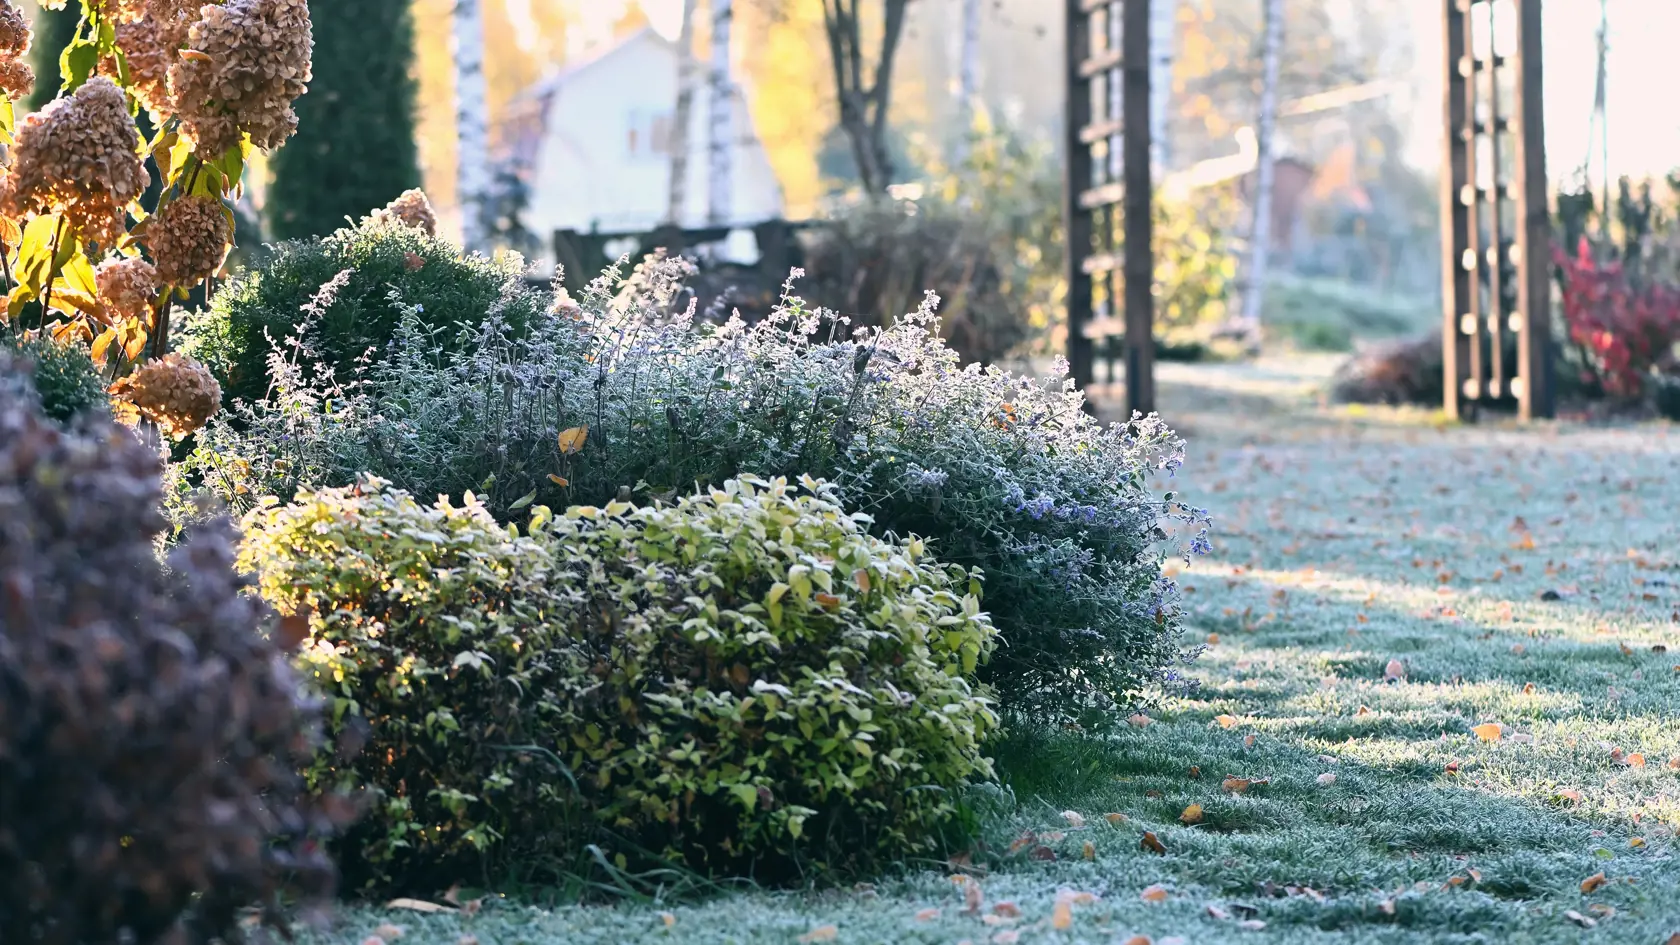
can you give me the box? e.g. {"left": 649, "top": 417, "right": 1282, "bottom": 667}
{"left": 1356, "top": 705, "right": 1372, "bottom": 716}
{"left": 1207, "top": 904, "right": 1232, "bottom": 920}
{"left": 1125, "top": 937, "right": 1154, "bottom": 945}
{"left": 1007, "top": 831, "right": 1036, "bottom": 854}
{"left": 1061, "top": 810, "right": 1086, "bottom": 828}
{"left": 1189, "top": 765, "right": 1202, "bottom": 778}
{"left": 1383, "top": 659, "right": 1405, "bottom": 681}
{"left": 1444, "top": 760, "right": 1461, "bottom": 774}
{"left": 1083, "top": 840, "right": 1096, "bottom": 860}
{"left": 658, "top": 912, "right": 675, "bottom": 927}
{"left": 1631, "top": 837, "right": 1646, "bottom": 848}
{"left": 1623, "top": 751, "right": 1647, "bottom": 767}
{"left": 1522, "top": 682, "right": 1536, "bottom": 694}
{"left": 1588, "top": 904, "right": 1616, "bottom": 917}
{"left": 1056, "top": 890, "right": 1098, "bottom": 905}
{"left": 1580, "top": 872, "right": 1608, "bottom": 894}
{"left": 1140, "top": 885, "right": 1169, "bottom": 903}
{"left": 798, "top": 925, "right": 839, "bottom": 943}
{"left": 372, "top": 926, "right": 405, "bottom": 942}
{"left": 1244, "top": 733, "right": 1256, "bottom": 748}
{"left": 1558, "top": 789, "right": 1583, "bottom": 805}
{"left": 1563, "top": 910, "right": 1598, "bottom": 929}
{"left": 1129, "top": 714, "right": 1155, "bottom": 728}
{"left": 387, "top": 898, "right": 455, "bottom": 914}
{"left": 1472, "top": 723, "right": 1503, "bottom": 742}
{"left": 1030, "top": 845, "right": 1056, "bottom": 860}
{"left": 1051, "top": 901, "right": 1074, "bottom": 929}
{"left": 1180, "top": 803, "right": 1204, "bottom": 825}
{"left": 1377, "top": 899, "right": 1396, "bottom": 916}
{"left": 992, "top": 902, "right": 1022, "bottom": 918}
{"left": 1668, "top": 757, "right": 1680, "bottom": 769}
{"left": 1105, "top": 812, "right": 1128, "bottom": 825}
{"left": 1222, "top": 776, "right": 1270, "bottom": 794}
{"left": 1141, "top": 831, "right": 1167, "bottom": 854}
{"left": 1316, "top": 772, "right": 1337, "bottom": 785}
{"left": 1215, "top": 714, "right": 1240, "bottom": 729}
{"left": 965, "top": 879, "right": 984, "bottom": 914}
{"left": 1237, "top": 919, "right": 1268, "bottom": 931}
{"left": 914, "top": 908, "right": 940, "bottom": 921}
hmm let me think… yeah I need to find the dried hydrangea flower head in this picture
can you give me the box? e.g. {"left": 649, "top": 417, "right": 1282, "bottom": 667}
{"left": 145, "top": 194, "right": 232, "bottom": 286}
{"left": 94, "top": 256, "right": 159, "bottom": 324}
{"left": 102, "top": 16, "right": 188, "bottom": 116}
{"left": 367, "top": 188, "right": 437, "bottom": 236}
{"left": 0, "top": 1, "right": 29, "bottom": 58}
{"left": 0, "top": 76, "right": 147, "bottom": 245}
{"left": 108, "top": 351, "right": 220, "bottom": 437}
{"left": 170, "top": 0, "right": 313, "bottom": 155}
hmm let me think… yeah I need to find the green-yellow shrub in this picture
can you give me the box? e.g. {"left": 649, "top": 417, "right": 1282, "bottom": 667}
{"left": 240, "top": 475, "right": 997, "bottom": 889}
{"left": 535, "top": 475, "right": 998, "bottom": 875}
{"left": 239, "top": 480, "right": 579, "bottom": 894}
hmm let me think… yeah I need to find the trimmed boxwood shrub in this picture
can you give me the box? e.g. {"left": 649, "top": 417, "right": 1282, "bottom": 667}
{"left": 181, "top": 218, "right": 549, "bottom": 406}
{"left": 240, "top": 475, "right": 996, "bottom": 890}
{"left": 2, "top": 331, "right": 110, "bottom": 425}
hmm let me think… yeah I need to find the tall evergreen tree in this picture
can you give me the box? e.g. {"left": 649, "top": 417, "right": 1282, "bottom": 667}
{"left": 27, "top": 3, "right": 79, "bottom": 111}
{"left": 267, "top": 0, "right": 421, "bottom": 240}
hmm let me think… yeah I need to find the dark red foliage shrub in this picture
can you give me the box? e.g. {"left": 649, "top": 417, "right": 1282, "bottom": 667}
{"left": 1555, "top": 237, "right": 1680, "bottom": 398}
{"left": 0, "top": 357, "right": 347, "bottom": 945}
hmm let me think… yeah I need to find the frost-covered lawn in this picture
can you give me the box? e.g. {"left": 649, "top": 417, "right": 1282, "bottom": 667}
{"left": 302, "top": 361, "right": 1680, "bottom": 944}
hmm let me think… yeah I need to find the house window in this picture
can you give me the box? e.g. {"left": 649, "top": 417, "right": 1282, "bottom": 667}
{"left": 627, "top": 108, "right": 676, "bottom": 159}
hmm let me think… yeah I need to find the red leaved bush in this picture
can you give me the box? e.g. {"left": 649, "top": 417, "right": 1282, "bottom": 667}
{"left": 1555, "top": 237, "right": 1680, "bottom": 397}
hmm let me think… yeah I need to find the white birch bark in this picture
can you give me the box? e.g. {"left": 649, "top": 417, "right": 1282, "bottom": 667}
{"left": 667, "top": 0, "right": 700, "bottom": 225}
{"left": 1240, "top": 0, "right": 1282, "bottom": 334}
{"left": 1149, "top": 0, "right": 1176, "bottom": 171}
{"left": 453, "top": 0, "right": 490, "bottom": 251}
{"left": 706, "top": 0, "right": 734, "bottom": 227}
{"left": 954, "top": 0, "right": 980, "bottom": 163}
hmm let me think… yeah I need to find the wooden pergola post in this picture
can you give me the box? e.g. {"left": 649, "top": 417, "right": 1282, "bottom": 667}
{"left": 1066, "top": 0, "right": 1154, "bottom": 416}
{"left": 1440, "top": 0, "right": 1552, "bottom": 421}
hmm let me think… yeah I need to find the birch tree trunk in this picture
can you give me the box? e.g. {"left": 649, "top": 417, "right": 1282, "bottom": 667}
{"left": 1239, "top": 0, "right": 1282, "bottom": 335}
{"left": 706, "top": 0, "right": 734, "bottom": 227}
{"left": 954, "top": 0, "right": 980, "bottom": 163}
{"left": 453, "top": 0, "right": 490, "bottom": 251}
{"left": 1148, "top": 0, "right": 1175, "bottom": 171}
{"left": 666, "top": 0, "right": 700, "bottom": 225}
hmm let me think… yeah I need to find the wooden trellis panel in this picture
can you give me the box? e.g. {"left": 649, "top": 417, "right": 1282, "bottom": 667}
{"left": 1441, "top": 0, "right": 1552, "bottom": 421}
{"left": 1066, "top": 0, "right": 1153, "bottom": 415}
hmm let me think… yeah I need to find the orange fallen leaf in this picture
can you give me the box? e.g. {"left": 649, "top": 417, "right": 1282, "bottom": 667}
{"left": 1215, "top": 714, "right": 1240, "bottom": 729}
{"left": 1141, "top": 831, "right": 1167, "bottom": 854}
{"left": 1007, "top": 831, "right": 1036, "bottom": 854}
{"left": 1140, "top": 884, "right": 1170, "bottom": 903}
{"left": 548, "top": 474, "right": 569, "bottom": 487}
{"left": 1580, "top": 872, "right": 1608, "bottom": 894}
{"left": 1222, "top": 776, "right": 1269, "bottom": 794}
{"left": 1668, "top": 757, "right": 1680, "bottom": 770}
{"left": 1522, "top": 682, "right": 1536, "bottom": 694}
{"left": 1558, "top": 789, "right": 1583, "bottom": 805}
{"left": 1244, "top": 733, "right": 1257, "bottom": 748}
{"left": 1383, "top": 659, "right": 1405, "bottom": 681}
{"left": 1061, "top": 810, "right": 1087, "bottom": 828}
{"left": 1445, "top": 760, "right": 1461, "bottom": 774}
{"left": 1631, "top": 837, "right": 1646, "bottom": 848}
{"left": 1051, "top": 901, "right": 1074, "bottom": 930}
{"left": 1189, "top": 765, "right": 1202, "bottom": 778}
{"left": 1206, "top": 632, "right": 1220, "bottom": 645}
{"left": 1124, "top": 937, "right": 1153, "bottom": 945}
{"left": 1180, "top": 803, "right": 1204, "bottom": 825}
{"left": 992, "top": 902, "right": 1022, "bottom": 918}
{"left": 1104, "top": 812, "right": 1128, "bottom": 825}
{"left": 1082, "top": 840, "right": 1096, "bottom": 860}
{"left": 1128, "top": 714, "right": 1155, "bottom": 728}
{"left": 1472, "top": 723, "right": 1503, "bottom": 742}
{"left": 1356, "top": 705, "right": 1372, "bottom": 716}
{"left": 914, "top": 908, "right": 940, "bottom": 921}
{"left": 659, "top": 912, "right": 675, "bottom": 928}
{"left": 1624, "top": 752, "right": 1647, "bottom": 767}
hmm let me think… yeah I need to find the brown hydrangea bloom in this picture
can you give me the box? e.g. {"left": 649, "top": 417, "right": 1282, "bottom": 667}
{"left": 0, "top": 2, "right": 29, "bottom": 58}
{"left": 170, "top": 0, "right": 312, "bottom": 156}
{"left": 0, "top": 76, "right": 147, "bottom": 246}
{"left": 94, "top": 256, "right": 158, "bottom": 324}
{"left": 108, "top": 352, "right": 220, "bottom": 437}
{"left": 145, "top": 194, "right": 232, "bottom": 286}
{"left": 368, "top": 188, "right": 438, "bottom": 236}
{"left": 100, "top": 15, "right": 188, "bottom": 116}
{"left": 0, "top": 57, "right": 30, "bottom": 99}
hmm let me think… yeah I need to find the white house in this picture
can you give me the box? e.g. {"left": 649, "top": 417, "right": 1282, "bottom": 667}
{"left": 498, "top": 28, "right": 785, "bottom": 244}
